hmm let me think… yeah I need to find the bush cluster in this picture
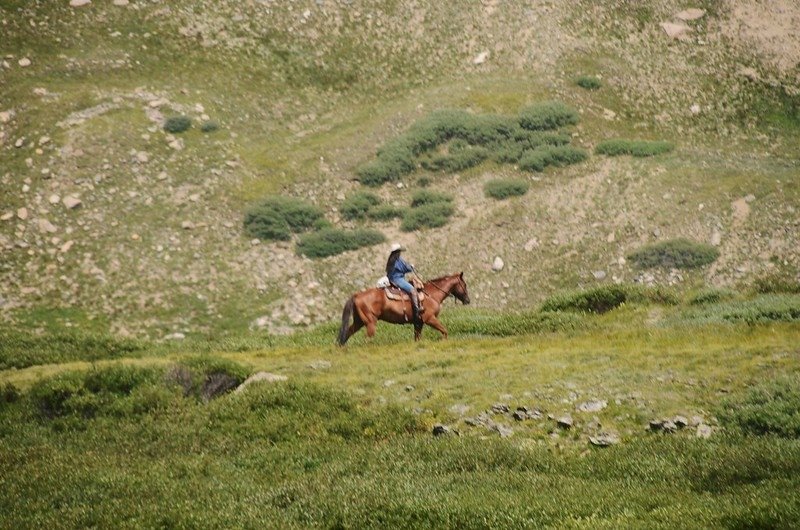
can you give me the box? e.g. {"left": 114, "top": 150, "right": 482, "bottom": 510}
{"left": 753, "top": 271, "right": 800, "bottom": 294}
{"left": 0, "top": 330, "right": 144, "bottom": 370}
{"left": 628, "top": 238, "right": 719, "bottom": 269}
{"left": 163, "top": 116, "right": 192, "bottom": 133}
{"left": 541, "top": 284, "right": 679, "bottom": 314}
{"left": 366, "top": 204, "right": 404, "bottom": 221}
{"left": 357, "top": 104, "right": 585, "bottom": 186}
{"left": 484, "top": 178, "right": 530, "bottom": 199}
{"left": 296, "top": 228, "right": 385, "bottom": 258}
{"left": 200, "top": 121, "right": 219, "bottom": 133}
{"left": 340, "top": 191, "right": 381, "bottom": 221}
{"left": 518, "top": 145, "right": 588, "bottom": 172}
{"left": 400, "top": 190, "right": 455, "bottom": 231}
{"left": 243, "top": 196, "right": 324, "bottom": 241}
{"left": 719, "top": 375, "right": 800, "bottom": 438}
{"left": 575, "top": 76, "right": 602, "bottom": 90}
{"left": 449, "top": 310, "right": 589, "bottom": 336}
{"left": 595, "top": 139, "right": 674, "bottom": 157}
{"left": 689, "top": 287, "right": 736, "bottom": 306}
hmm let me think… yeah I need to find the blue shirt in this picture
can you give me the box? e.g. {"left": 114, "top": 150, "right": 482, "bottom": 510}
{"left": 388, "top": 257, "right": 414, "bottom": 282}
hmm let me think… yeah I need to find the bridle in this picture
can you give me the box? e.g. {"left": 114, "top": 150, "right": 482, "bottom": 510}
{"left": 421, "top": 275, "right": 465, "bottom": 303}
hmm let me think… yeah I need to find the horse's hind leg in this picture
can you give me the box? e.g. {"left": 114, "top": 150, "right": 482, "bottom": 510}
{"left": 414, "top": 321, "right": 423, "bottom": 341}
{"left": 346, "top": 319, "right": 364, "bottom": 342}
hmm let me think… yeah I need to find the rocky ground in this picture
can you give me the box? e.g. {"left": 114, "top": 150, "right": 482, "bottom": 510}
{"left": 1, "top": 0, "right": 798, "bottom": 338}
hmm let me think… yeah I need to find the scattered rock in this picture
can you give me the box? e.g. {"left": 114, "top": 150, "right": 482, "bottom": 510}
{"left": 472, "top": 51, "right": 490, "bottom": 65}
{"left": 512, "top": 406, "right": 543, "bottom": 421}
{"left": 0, "top": 111, "right": 12, "bottom": 123}
{"left": 690, "top": 104, "right": 701, "bottom": 115}
{"left": 62, "top": 196, "right": 82, "bottom": 209}
{"left": 711, "top": 229, "right": 722, "bottom": 246}
{"left": 383, "top": 379, "right": 396, "bottom": 388}
{"left": 37, "top": 219, "right": 57, "bottom": 234}
{"left": 491, "top": 403, "right": 509, "bottom": 414}
{"left": 696, "top": 424, "right": 713, "bottom": 439}
{"left": 164, "top": 332, "right": 185, "bottom": 340}
{"left": 577, "top": 400, "right": 607, "bottom": 413}
{"left": 404, "top": 385, "right": 415, "bottom": 392}
{"left": 660, "top": 22, "right": 690, "bottom": 40}
{"left": 135, "top": 151, "right": 149, "bottom": 163}
{"left": 673, "top": 415, "right": 689, "bottom": 429}
{"left": 113, "top": 0, "right": 129, "bottom": 5}
{"left": 308, "top": 360, "right": 331, "bottom": 370}
{"left": 675, "top": 8, "right": 705, "bottom": 21}
{"left": 557, "top": 415, "right": 574, "bottom": 429}
{"left": 181, "top": 220, "right": 195, "bottom": 230}
{"left": 0, "top": 211, "right": 13, "bottom": 221}
{"left": 234, "top": 371, "right": 288, "bottom": 393}
{"left": 492, "top": 256, "right": 504, "bottom": 272}
{"left": 201, "top": 373, "right": 239, "bottom": 401}
{"left": 524, "top": 238, "right": 539, "bottom": 251}
{"left": 69, "top": 0, "right": 91, "bottom": 6}
{"left": 589, "top": 432, "right": 620, "bottom": 447}
{"left": 449, "top": 404, "right": 471, "bottom": 416}
{"left": 492, "top": 424, "right": 514, "bottom": 438}
{"left": 48, "top": 194, "right": 60, "bottom": 205}
{"left": 18, "top": 58, "right": 31, "bottom": 67}
{"left": 60, "top": 240, "right": 74, "bottom": 253}
{"left": 592, "top": 270, "right": 607, "bottom": 280}
{"left": 650, "top": 419, "right": 678, "bottom": 433}
{"left": 744, "top": 194, "right": 756, "bottom": 203}
{"left": 432, "top": 424, "right": 451, "bottom": 437}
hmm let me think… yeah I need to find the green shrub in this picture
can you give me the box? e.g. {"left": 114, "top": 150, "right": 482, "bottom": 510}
{"left": 484, "top": 178, "right": 530, "bottom": 199}
{"left": 163, "top": 116, "right": 192, "bottom": 133}
{"left": 703, "top": 295, "right": 800, "bottom": 325}
{"left": 689, "top": 287, "right": 736, "bottom": 305}
{"left": 518, "top": 101, "right": 579, "bottom": 130}
{"left": 417, "top": 176, "right": 432, "bottom": 187}
{"left": 340, "top": 191, "right": 381, "bottom": 221}
{"left": 518, "top": 145, "right": 588, "bottom": 172}
{"left": 410, "top": 189, "right": 453, "bottom": 207}
{"left": 366, "top": 204, "right": 404, "bottom": 221}
{"left": 541, "top": 285, "right": 679, "bottom": 314}
{"left": 168, "top": 356, "right": 250, "bottom": 401}
{"left": 243, "top": 197, "right": 324, "bottom": 241}
{"left": 200, "top": 121, "right": 219, "bottom": 133}
{"left": 401, "top": 202, "right": 455, "bottom": 231}
{"left": 753, "top": 271, "right": 800, "bottom": 294}
{"left": 420, "top": 142, "right": 489, "bottom": 172}
{"left": 595, "top": 139, "right": 674, "bottom": 157}
{"left": 719, "top": 375, "right": 800, "bottom": 438}
{"left": 357, "top": 142, "right": 417, "bottom": 186}
{"left": 628, "top": 238, "right": 719, "bottom": 269}
{"left": 576, "top": 76, "right": 602, "bottom": 90}
{"left": 296, "top": 228, "right": 385, "bottom": 258}
{"left": 1, "top": 382, "right": 20, "bottom": 404}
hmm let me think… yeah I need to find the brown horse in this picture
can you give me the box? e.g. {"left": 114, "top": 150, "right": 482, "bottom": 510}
{"left": 337, "top": 272, "right": 470, "bottom": 345}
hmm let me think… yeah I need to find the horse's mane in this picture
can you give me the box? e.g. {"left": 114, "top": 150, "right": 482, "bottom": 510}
{"left": 426, "top": 274, "right": 457, "bottom": 284}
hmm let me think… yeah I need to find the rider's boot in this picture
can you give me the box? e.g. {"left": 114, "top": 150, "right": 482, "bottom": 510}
{"left": 410, "top": 290, "right": 423, "bottom": 325}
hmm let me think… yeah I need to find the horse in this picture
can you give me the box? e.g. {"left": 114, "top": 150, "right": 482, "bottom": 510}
{"left": 337, "top": 272, "right": 470, "bottom": 345}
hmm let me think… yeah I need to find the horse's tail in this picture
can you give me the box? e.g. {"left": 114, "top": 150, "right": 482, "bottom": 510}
{"left": 337, "top": 296, "right": 355, "bottom": 346}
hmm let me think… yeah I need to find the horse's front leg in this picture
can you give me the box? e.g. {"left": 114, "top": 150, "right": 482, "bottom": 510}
{"left": 425, "top": 316, "right": 448, "bottom": 339}
{"left": 413, "top": 321, "right": 423, "bottom": 341}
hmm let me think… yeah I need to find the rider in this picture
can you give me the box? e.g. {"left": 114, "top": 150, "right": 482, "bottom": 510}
{"left": 386, "top": 243, "right": 422, "bottom": 324}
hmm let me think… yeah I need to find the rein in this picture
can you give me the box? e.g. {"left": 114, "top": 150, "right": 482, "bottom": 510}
{"left": 422, "top": 277, "right": 452, "bottom": 299}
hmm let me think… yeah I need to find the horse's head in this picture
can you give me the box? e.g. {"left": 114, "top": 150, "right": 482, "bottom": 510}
{"left": 451, "top": 272, "right": 470, "bottom": 305}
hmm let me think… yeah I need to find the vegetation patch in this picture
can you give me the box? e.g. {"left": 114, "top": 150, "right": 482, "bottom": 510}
{"left": 163, "top": 115, "right": 192, "bottom": 133}
{"left": 575, "top": 76, "right": 602, "bottom": 90}
{"left": 541, "top": 285, "right": 679, "bottom": 314}
{"left": 448, "top": 310, "right": 589, "bottom": 336}
{"left": 0, "top": 330, "right": 144, "bottom": 370}
{"left": 718, "top": 375, "right": 800, "bottom": 438}
{"left": 244, "top": 196, "right": 325, "bottom": 241}
{"left": 517, "top": 145, "right": 589, "bottom": 172}
{"left": 684, "top": 294, "right": 800, "bottom": 325}
{"left": 340, "top": 191, "right": 381, "bottom": 221}
{"left": 357, "top": 105, "right": 584, "bottom": 186}
{"left": 628, "top": 238, "right": 719, "bottom": 269}
{"left": 401, "top": 202, "right": 455, "bottom": 232}
{"left": 200, "top": 120, "right": 219, "bottom": 133}
{"left": 518, "top": 101, "right": 580, "bottom": 130}
{"left": 366, "top": 204, "right": 404, "bottom": 221}
{"left": 689, "top": 287, "right": 736, "bottom": 306}
{"left": 296, "top": 228, "right": 385, "bottom": 258}
{"left": 753, "top": 270, "right": 800, "bottom": 294}
{"left": 595, "top": 139, "right": 674, "bottom": 157}
{"left": 410, "top": 189, "right": 453, "bottom": 207}
{"left": 484, "top": 178, "right": 530, "bottom": 199}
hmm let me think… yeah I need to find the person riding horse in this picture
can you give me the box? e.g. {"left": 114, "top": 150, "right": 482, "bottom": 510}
{"left": 385, "top": 243, "right": 422, "bottom": 325}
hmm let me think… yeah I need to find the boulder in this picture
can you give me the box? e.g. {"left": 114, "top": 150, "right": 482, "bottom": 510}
{"left": 492, "top": 256, "right": 504, "bottom": 272}
{"left": 234, "top": 371, "right": 288, "bottom": 393}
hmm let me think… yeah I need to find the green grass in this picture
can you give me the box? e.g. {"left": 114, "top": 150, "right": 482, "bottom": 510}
{"left": 575, "top": 76, "right": 602, "bottom": 90}
{"left": 595, "top": 139, "right": 675, "bottom": 157}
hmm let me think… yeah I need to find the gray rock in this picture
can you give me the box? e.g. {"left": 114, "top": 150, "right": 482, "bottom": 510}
{"left": 673, "top": 415, "right": 689, "bottom": 428}
{"left": 449, "top": 404, "right": 471, "bottom": 416}
{"left": 201, "top": 373, "right": 239, "bottom": 401}
{"left": 308, "top": 360, "right": 331, "bottom": 370}
{"left": 491, "top": 423, "right": 514, "bottom": 438}
{"left": 593, "top": 270, "right": 607, "bottom": 280}
{"left": 589, "top": 432, "right": 620, "bottom": 447}
{"left": 660, "top": 22, "right": 690, "bottom": 40}
{"left": 164, "top": 332, "right": 186, "bottom": 340}
{"left": 557, "top": 415, "right": 574, "bottom": 429}
{"left": 70, "top": 0, "right": 91, "bottom": 6}
{"left": 577, "top": 400, "right": 607, "bottom": 413}
{"left": 662, "top": 420, "right": 678, "bottom": 433}
{"left": 16, "top": 207, "right": 28, "bottom": 220}
{"left": 491, "top": 403, "right": 509, "bottom": 414}
{"left": 675, "top": 8, "right": 705, "bottom": 21}
{"left": 696, "top": 424, "right": 713, "bottom": 439}
{"left": 234, "top": 371, "right": 288, "bottom": 393}
{"left": 432, "top": 424, "right": 451, "bottom": 437}
{"left": 404, "top": 385, "right": 415, "bottom": 392}
{"left": 18, "top": 57, "right": 31, "bottom": 67}
{"left": 744, "top": 194, "right": 756, "bottom": 203}
{"left": 492, "top": 256, "right": 504, "bottom": 272}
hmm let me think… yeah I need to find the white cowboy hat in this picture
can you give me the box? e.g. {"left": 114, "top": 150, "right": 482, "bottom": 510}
{"left": 390, "top": 243, "right": 404, "bottom": 252}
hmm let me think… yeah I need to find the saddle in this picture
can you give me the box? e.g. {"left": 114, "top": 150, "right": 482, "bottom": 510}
{"left": 383, "top": 286, "right": 426, "bottom": 304}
